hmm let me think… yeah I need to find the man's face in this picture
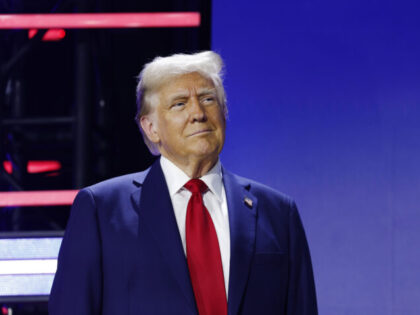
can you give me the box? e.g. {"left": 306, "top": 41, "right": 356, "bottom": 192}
{"left": 144, "top": 72, "right": 226, "bottom": 167}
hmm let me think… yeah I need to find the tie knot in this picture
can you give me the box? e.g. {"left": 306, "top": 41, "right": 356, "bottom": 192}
{"left": 184, "top": 179, "right": 208, "bottom": 194}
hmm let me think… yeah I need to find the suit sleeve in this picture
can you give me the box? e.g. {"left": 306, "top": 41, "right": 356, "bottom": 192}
{"left": 286, "top": 202, "right": 318, "bottom": 315}
{"left": 49, "top": 188, "right": 103, "bottom": 315}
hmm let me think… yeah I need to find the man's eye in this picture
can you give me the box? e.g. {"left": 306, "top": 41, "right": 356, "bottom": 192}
{"left": 171, "top": 102, "right": 185, "bottom": 108}
{"left": 202, "top": 96, "right": 215, "bottom": 104}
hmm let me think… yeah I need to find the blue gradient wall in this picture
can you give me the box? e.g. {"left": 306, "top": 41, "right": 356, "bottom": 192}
{"left": 212, "top": 1, "right": 420, "bottom": 314}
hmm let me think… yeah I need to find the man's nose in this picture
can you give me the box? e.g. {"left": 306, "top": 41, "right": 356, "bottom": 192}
{"left": 189, "top": 97, "right": 207, "bottom": 122}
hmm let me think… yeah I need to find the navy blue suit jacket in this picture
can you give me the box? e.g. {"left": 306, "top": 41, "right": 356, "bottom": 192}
{"left": 49, "top": 160, "right": 317, "bottom": 314}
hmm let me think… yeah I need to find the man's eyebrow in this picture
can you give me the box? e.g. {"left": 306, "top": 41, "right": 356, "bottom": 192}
{"left": 197, "top": 88, "right": 216, "bottom": 96}
{"left": 168, "top": 90, "right": 190, "bottom": 102}
{"left": 168, "top": 88, "right": 216, "bottom": 102}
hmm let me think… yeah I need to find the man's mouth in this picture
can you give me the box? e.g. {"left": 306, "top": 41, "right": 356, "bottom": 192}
{"left": 188, "top": 129, "right": 212, "bottom": 137}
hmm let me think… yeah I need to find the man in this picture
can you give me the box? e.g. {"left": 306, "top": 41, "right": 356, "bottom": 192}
{"left": 49, "top": 51, "right": 318, "bottom": 315}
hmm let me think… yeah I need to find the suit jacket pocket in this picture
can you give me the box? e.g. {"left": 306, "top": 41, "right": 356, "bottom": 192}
{"left": 253, "top": 252, "right": 286, "bottom": 265}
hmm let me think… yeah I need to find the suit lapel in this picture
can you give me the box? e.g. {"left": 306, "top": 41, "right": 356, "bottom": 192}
{"left": 131, "top": 160, "right": 197, "bottom": 314}
{"left": 223, "top": 169, "right": 258, "bottom": 315}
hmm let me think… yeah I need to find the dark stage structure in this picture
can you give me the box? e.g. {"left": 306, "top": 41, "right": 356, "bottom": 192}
{"left": 0, "top": 0, "right": 211, "bottom": 313}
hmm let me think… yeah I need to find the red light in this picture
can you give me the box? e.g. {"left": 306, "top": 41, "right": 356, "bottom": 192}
{"left": 0, "top": 190, "right": 79, "bottom": 207}
{"left": 3, "top": 161, "right": 12, "bottom": 174}
{"left": 28, "top": 28, "right": 66, "bottom": 41}
{"left": 0, "top": 13, "right": 200, "bottom": 29}
{"left": 27, "top": 160, "right": 62, "bottom": 173}
{"left": 2, "top": 160, "right": 62, "bottom": 174}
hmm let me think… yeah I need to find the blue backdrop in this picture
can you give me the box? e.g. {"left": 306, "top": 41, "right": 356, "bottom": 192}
{"left": 212, "top": 1, "right": 420, "bottom": 314}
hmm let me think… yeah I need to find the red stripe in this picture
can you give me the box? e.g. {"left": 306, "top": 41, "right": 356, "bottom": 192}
{"left": 0, "top": 190, "right": 79, "bottom": 207}
{"left": 0, "top": 12, "right": 200, "bottom": 29}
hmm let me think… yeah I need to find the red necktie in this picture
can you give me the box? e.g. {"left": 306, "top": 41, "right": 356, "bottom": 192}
{"left": 184, "top": 179, "right": 227, "bottom": 315}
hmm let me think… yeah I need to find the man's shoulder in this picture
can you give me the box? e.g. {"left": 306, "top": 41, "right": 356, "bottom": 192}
{"left": 83, "top": 168, "right": 151, "bottom": 197}
{"left": 224, "top": 169, "right": 295, "bottom": 208}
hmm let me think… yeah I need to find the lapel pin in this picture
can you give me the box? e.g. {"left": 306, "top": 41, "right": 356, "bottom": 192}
{"left": 244, "top": 197, "right": 253, "bottom": 209}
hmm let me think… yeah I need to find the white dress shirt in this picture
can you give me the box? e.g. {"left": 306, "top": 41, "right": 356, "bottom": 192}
{"left": 160, "top": 156, "right": 230, "bottom": 296}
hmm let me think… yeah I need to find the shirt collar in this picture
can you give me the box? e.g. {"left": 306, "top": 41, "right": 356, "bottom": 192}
{"left": 160, "top": 156, "right": 224, "bottom": 203}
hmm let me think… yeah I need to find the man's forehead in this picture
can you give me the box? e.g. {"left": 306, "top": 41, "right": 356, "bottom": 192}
{"left": 159, "top": 74, "right": 215, "bottom": 96}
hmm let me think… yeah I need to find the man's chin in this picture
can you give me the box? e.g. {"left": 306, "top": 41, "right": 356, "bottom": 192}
{"left": 189, "top": 141, "right": 222, "bottom": 155}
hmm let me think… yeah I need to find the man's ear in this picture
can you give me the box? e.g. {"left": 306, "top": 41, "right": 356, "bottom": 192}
{"left": 140, "top": 115, "right": 160, "bottom": 144}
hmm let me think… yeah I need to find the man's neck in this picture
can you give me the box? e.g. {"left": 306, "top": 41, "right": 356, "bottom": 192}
{"left": 160, "top": 154, "right": 218, "bottom": 178}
